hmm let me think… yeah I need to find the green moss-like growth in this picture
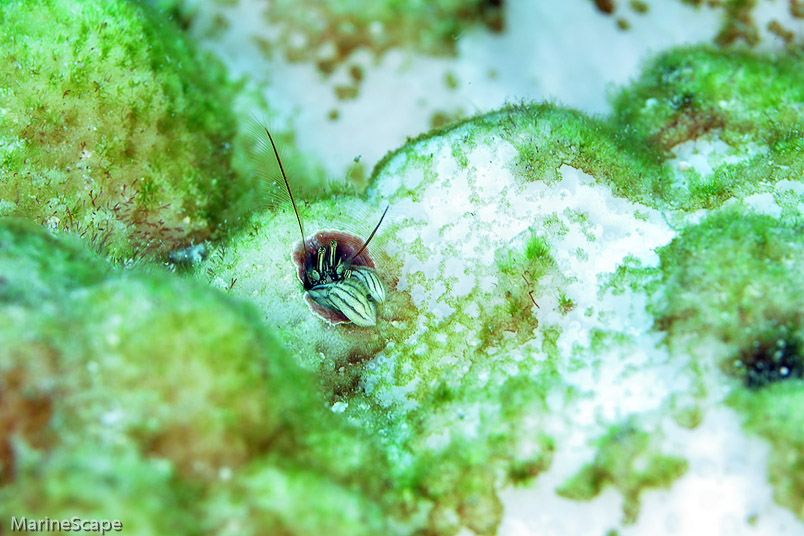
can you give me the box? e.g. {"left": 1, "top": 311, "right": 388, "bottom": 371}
{"left": 653, "top": 208, "right": 804, "bottom": 385}
{"left": 494, "top": 228, "right": 567, "bottom": 348}
{"left": 714, "top": 0, "right": 760, "bottom": 47}
{"left": 391, "top": 374, "right": 556, "bottom": 535}
{"left": 372, "top": 102, "right": 672, "bottom": 209}
{"left": 370, "top": 49, "right": 804, "bottom": 214}
{"left": 0, "top": 219, "right": 392, "bottom": 535}
{"left": 495, "top": 104, "right": 672, "bottom": 207}
{"left": 654, "top": 208, "right": 804, "bottom": 519}
{"left": 598, "top": 256, "right": 657, "bottom": 297}
{"left": 0, "top": 0, "right": 258, "bottom": 261}
{"left": 653, "top": 204, "right": 804, "bottom": 513}
{"left": 557, "top": 424, "right": 688, "bottom": 524}
{"left": 729, "top": 381, "right": 804, "bottom": 519}
{"left": 6, "top": 444, "right": 198, "bottom": 535}
{"left": 269, "top": 0, "right": 504, "bottom": 64}
{"left": 203, "top": 460, "right": 388, "bottom": 536}
{"left": 611, "top": 47, "right": 804, "bottom": 209}
{"left": 613, "top": 48, "right": 804, "bottom": 150}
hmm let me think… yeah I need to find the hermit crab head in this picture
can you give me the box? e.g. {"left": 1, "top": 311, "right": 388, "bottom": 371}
{"left": 292, "top": 229, "right": 386, "bottom": 327}
{"left": 263, "top": 128, "right": 388, "bottom": 327}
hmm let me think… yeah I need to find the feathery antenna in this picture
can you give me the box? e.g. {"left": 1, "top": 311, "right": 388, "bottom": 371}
{"left": 264, "top": 128, "right": 307, "bottom": 256}
{"left": 349, "top": 205, "right": 389, "bottom": 262}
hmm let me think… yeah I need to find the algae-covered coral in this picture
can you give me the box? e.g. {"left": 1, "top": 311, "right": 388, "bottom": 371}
{"left": 259, "top": 0, "right": 504, "bottom": 64}
{"left": 198, "top": 99, "right": 686, "bottom": 533}
{"left": 200, "top": 44, "right": 804, "bottom": 532}
{"left": 609, "top": 46, "right": 804, "bottom": 213}
{"left": 653, "top": 208, "right": 804, "bottom": 380}
{"left": 557, "top": 423, "right": 688, "bottom": 524}
{"left": 0, "top": 219, "right": 394, "bottom": 535}
{"left": 0, "top": 0, "right": 257, "bottom": 261}
{"left": 652, "top": 208, "right": 804, "bottom": 520}
{"left": 3, "top": 0, "right": 804, "bottom": 533}
{"left": 729, "top": 382, "right": 804, "bottom": 519}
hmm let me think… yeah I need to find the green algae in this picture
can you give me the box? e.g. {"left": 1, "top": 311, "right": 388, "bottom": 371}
{"left": 6, "top": 444, "right": 197, "bottom": 535}
{"left": 203, "top": 460, "right": 388, "bottom": 536}
{"left": 367, "top": 47, "right": 804, "bottom": 215}
{"left": 0, "top": 0, "right": 258, "bottom": 261}
{"left": 608, "top": 46, "right": 804, "bottom": 211}
{"left": 598, "top": 256, "right": 659, "bottom": 298}
{"left": 653, "top": 208, "right": 804, "bottom": 519}
{"left": 495, "top": 227, "right": 571, "bottom": 344}
{"left": 372, "top": 102, "right": 672, "bottom": 210}
{"left": 612, "top": 47, "right": 804, "bottom": 208}
{"left": 0, "top": 219, "right": 396, "bottom": 535}
{"left": 269, "top": 0, "right": 504, "bottom": 64}
{"left": 380, "top": 374, "right": 556, "bottom": 535}
{"left": 612, "top": 47, "right": 804, "bottom": 148}
{"left": 557, "top": 423, "right": 688, "bottom": 524}
{"left": 729, "top": 381, "right": 804, "bottom": 519}
{"left": 653, "top": 208, "right": 804, "bottom": 380}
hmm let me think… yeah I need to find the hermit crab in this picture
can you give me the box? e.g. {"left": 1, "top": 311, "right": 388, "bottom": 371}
{"left": 263, "top": 129, "right": 388, "bottom": 327}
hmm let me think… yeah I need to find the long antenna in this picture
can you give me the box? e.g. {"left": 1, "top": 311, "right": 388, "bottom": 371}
{"left": 264, "top": 128, "right": 307, "bottom": 255}
{"left": 349, "top": 205, "right": 389, "bottom": 262}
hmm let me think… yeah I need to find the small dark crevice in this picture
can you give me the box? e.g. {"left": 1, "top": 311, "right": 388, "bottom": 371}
{"left": 738, "top": 332, "right": 804, "bottom": 389}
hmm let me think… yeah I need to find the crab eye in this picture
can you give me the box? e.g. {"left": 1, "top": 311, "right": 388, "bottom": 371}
{"left": 316, "top": 246, "right": 326, "bottom": 274}
{"left": 308, "top": 269, "right": 321, "bottom": 283}
{"left": 329, "top": 240, "right": 338, "bottom": 268}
